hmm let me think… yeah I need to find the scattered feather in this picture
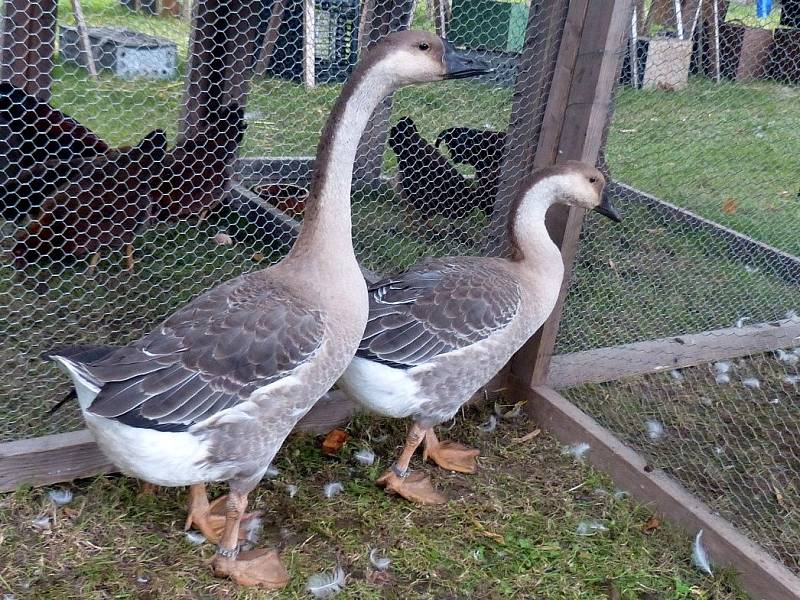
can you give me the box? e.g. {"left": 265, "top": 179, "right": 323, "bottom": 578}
{"left": 242, "top": 516, "right": 263, "bottom": 544}
{"left": 783, "top": 375, "right": 800, "bottom": 385}
{"left": 565, "top": 442, "right": 590, "bottom": 460}
{"left": 353, "top": 448, "right": 375, "bottom": 466}
{"left": 692, "top": 530, "right": 713, "bottom": 575}
{"left": 734, "top": 316, "right": 751, "bottom": 328}
{"left": 742, "top": 377, "right": 760, "bottom": 389}
{"left": 369, "top": 549, "right": 391, "bottom": 571}
{"left": 31, "top": 516, "right": 51, "bottom": 530}
{"left": 670, "top": 369, "right": 684, "bottom": 381}
{"left": 48, "top": 488, "right": 73, "bottom": 506}
{"left": 714, "top": 373, "right": 730, "bottom": 385}
{"left": 4, "top": 594, "right": 17, "bottom": 600}
{"left": 576, "top": 520, "right": 608, "bottom": 536}
{"left": 613, "top": 489, "right": 628, "bottom": 499}
{"left": 645, "top": 420, "right": 665, "bottom": 441}
{"left": 184, "top": 531, "right": 206, "bottom": 545}
{"left": 786, "top": 309, "right": 799, "bottom": 321}
{"left": 494, "top": 400, "right": 524, "bottom": 420}
{"left": 714, "top": 446, "right": 724, "bottom": 455}
{"left": 136, "top": 576, "right": 149, "bottom": 584}
{"left": 478, "top": 414, "right": 497, "bottom": 433}
{"left": 775, "top": 349, "right": 799, "bottom": 365}
{"left": 306, "top": 566, "right": 346, "bottom": 599}
{"left": 323, "top": 482, "right": 344, "bottom": 498}
{"left": 744, "top": 264, "right": 758, "bottom": 274}
{"left": 213, "top": 232, "right": 233, "bottom": 246}
{"left": 264, "top": 464, "right": 280, "bottom": 478}
{"left": 287, "top": 484, "right": 299, "bottom": 498}
{"left": 713, "top": 361, "right": 731, "bottom": 374}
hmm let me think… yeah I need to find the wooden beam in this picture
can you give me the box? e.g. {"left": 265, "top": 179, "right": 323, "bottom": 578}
{"left": 302, "top": 0, "right": 315, "bottom": 88}
{"left": 521, "top": 385, "right": 800, "bottom": 600}
{"left": 353, "top": 0, "right": 416, "bottom": 185}
{"left": 509, "top": 0, "right": 634, "bottom": 389}
{"left": 0, "top": 430, "right": 113, "bottom": 492}
{"left": 71, "top": 0, "right": 98, "bottom": 79}
{"left": 1, "top": 0, "right": 57, "bottom": 101}
{"left": 254, "top": 0, "right": 288, "bottom": 77}
{"left": 548, "top": 317, "right": 800, "bottom": 388}
{"left": 489, "top": 0, "right": 572, "bottom": 251}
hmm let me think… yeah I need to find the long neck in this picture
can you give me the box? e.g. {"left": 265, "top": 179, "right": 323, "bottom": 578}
{"left": 289, "top": 66, "right": 392, "bottom": 262}
{"left": 508, "top": 180, "right": 564, "bottom": 271}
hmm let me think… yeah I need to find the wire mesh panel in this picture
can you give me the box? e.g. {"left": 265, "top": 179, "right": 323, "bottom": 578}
{"left": 0, "top": 0, "right": 562, "bottom": 442}
{"left": 556, "top": 0, "right": 800, "bottom": 575}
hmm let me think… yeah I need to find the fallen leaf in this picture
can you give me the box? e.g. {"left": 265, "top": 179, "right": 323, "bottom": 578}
{"left": 642, "top": 515, "right": 661, "bottom": 534}
{"left": 321, "top": 429, "right": 348, "bottom": 455}
{"left": 722, "top": 199, "right": 737, "bottom": 214}
{"left": 251, "top": 252, "right": 265, "bottom": 263}
{"left": 512, "top": 429, "right": 541, "bottom": 444}
{"left": 480, "top": 530, "right": 506, "bottom": 544}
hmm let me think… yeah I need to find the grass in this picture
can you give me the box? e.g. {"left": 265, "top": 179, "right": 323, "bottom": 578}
{"left": 564, "top": 353, "right": 800, "bottom": 575}
{"left": 0, "top": 405, "right": 748, "bottom": 599}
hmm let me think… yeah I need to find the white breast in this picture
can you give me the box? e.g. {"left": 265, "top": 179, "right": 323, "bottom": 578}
{"left": 338, "top": 357, "right": 428, "bottom": 419}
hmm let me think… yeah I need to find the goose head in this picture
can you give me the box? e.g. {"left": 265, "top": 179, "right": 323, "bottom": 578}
{"left": 363, "top": 31, "right": 493, "bottom": 88}
{"left": 518, "top": 161, "right": 622, "bottom": 222}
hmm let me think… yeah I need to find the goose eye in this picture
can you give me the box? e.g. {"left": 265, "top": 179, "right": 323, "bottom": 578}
{"left": 418, "top": 42, "right": 430, "bottom": 51}
{"left": 589, "top": 177, "right": 598, "bottom": 184}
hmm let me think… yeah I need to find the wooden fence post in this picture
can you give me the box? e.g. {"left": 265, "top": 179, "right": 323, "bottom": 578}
{"left": 353, "top": 0, "right": 416, "bottom": 185}
{"left": 506, "top": 0, "right": 634, "bottom": 389}
{"left": 1, "top": 0, "right": 57, "bottom": 101}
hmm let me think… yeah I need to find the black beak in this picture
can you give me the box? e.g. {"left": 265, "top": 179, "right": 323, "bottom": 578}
{"left": 442, "top": 39, "right": 494, "bottom": 80}
{"left": 594, "top": 187, "right": 622, "bottom": 222}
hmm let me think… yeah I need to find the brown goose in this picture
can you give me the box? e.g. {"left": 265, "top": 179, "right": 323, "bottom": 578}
{"left": 44, "top": 32, "right": 490, "bottom": 588}
{"left": 338, "top": 161, "right": 622, "bottom": 504}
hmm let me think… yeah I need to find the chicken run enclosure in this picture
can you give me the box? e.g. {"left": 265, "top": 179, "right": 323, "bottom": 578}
{"left": 1, "top": 0, "right": 799, "bottom": 596}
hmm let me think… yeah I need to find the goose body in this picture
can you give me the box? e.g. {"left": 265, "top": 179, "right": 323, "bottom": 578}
{"left": 45, "top": 31, "right": 491, "bottom": 587}
{"left": 338, "top": 162, "right": 622, "bottom": 504}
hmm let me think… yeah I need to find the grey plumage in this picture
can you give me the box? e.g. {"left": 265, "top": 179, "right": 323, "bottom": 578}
{"left": 357, "top": 258, "right": 521, "bottom": 369}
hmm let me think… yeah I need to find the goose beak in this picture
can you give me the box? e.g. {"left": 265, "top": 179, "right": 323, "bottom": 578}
{"left": 442, "top": 39, "right": 493, "bottom": 79}
{"left": 594, "top": 187, "right": 622, "bottom": 222}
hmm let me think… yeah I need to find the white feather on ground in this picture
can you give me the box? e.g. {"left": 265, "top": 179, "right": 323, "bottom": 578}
{"left": 713, "top": 361, "right": 731, "bottom": 374}
{"left": 692, "top": 530, "right": 713, "bottom": 575}
{"left": 286, "top": 484, "right": 299, "bottom": 498}
{"left": 783, "top": 375, "right": 800, "bottom": 385}
{"left": 576, "top": 520, "right": 608, "bottom": 536}
{"left": 565, "top": 442, "right": 590, "bottom": 460}
{"left": 31, "top": 516, "right": 51, "bottom": 530}
{"left": 48, "top": 489, "right": 73, "bottom": 506}
{"left": 264, "top": 465, "right": 280, "bottom": 478}
{"left": 323, "top": 482, "right": 344, "bottom": 498}
{"left": 734, "top": 316, "right": 751, "bottom": 328}
{"left": 306, "top": 566, "right": 346, "bottom": 599}
{"left": 369, "top": 549, "right": 391, "bottom": 571}
{"left": 670, "top": 369, "right": 684, "bottom": 381}
{"left": 645, "top": 420, "right": 665, "bottom": 441}
{"left": 242, "top": 516, "right": 263, "bottom": 544}
{"left": 714, "top": 373, "right": 731, "bottom": 385}
{"left": 775, "top": 349, "right": 799, "bottom": 365}
{"left": 742, "top": 377, "right": 760, "bottom": 389}
{"left": 786, "top": 309, "right": 799, "bottom": 321}
{"left": 184, "top": 531, "right": 206, "bottom": 545}
{"left": 478, "top": 414, "right": 497, "bottom": 433}
{"left": 353, "top": 448, "right": 375, "bottom": 466}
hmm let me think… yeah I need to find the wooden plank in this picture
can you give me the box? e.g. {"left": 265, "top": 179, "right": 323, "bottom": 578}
{"left": 353, "top": 0, "right": 416, "bottom": 185}
{"left": 489, "top": 0, "right": 573, "bottom": 250}
{"left": 548, "top": 317, "right": 800, "bottom": 388}
{"left": 0, "top": 430, "right": 113, "bottom": 492}
{"left": 26, "top": 0, "right": 57, "bottom": 100}
{"left": 71, "top": 0, "right": 98, "bottom": 79}
{"left": 521, "top": 385, "right": 800, "bottom": 600}
{"left": 612, "top": 181, "right": 800, "bottom": 285}
{"left": 510, "top": 0, "right": 634, "bottom": 389}
{"left": 223, "top": 0, "right": 264, "bottom": 106}
{"left": 179, "top": 0, "right": 221, "bottom": 137}
{"left": 302, "top": 0, "right": 316, "bottom": 88}
{"left": 254, "top": 0, "right": 288, "bottom": 77}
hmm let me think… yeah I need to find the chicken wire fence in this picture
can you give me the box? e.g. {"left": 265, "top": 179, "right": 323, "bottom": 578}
{"left": 555, "top": 0, "right": 800, "bottom": 576}
{"left": 0, "top": 0, "right": 555, "bottom": 441}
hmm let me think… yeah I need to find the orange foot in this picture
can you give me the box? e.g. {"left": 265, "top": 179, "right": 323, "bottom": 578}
{"left": 424, "top": 440, "right": 479, "bottom": 474}
{"left": 185, "top": 493, "right": 262, "bottom": 544}
{"left": 376, "top": 469, "right": 446, "bottom": 505}
{"left": 211, "top": 548, "right": 289, "bottom": 588}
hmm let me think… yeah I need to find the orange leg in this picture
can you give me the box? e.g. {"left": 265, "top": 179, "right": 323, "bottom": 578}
{"left": 376, "top": 423, "right": 446, "bottom": 505}
{"left": 422, "top": 428, "right": 479, "bottom": 474}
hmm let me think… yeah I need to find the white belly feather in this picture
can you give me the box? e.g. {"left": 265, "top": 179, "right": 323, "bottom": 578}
{"left": 338, "top": 357, "right": 428, "bottom": 419}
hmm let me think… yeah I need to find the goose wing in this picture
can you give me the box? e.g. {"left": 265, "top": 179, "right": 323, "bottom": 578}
{"left": 357, "top": 258, "right": 521, "bottom": 369}
{"left": 79, "top": 272, "right": 325, "bottom": 432}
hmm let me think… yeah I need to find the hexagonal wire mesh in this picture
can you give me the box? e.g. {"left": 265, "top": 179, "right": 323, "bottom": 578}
{"left": 556, "top": 0, "right": 800, "bottom": 575}
{"left": 0, "top": 0, "right": 798, "bottom": 580}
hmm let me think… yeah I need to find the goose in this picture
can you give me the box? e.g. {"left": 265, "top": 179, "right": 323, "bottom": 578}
{"left": 338, "top": 161, "right": 622, "bottom": 505}
{"left": 43, "top": 31, "right": 490, "bottom": 588}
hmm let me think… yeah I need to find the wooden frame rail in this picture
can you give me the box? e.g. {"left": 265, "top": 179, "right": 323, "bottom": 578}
{"left": 548, "top": 317, "right": 800, "bottom": 388}
{"left": 522, "top": 384, "right": 800, "bottom": 600}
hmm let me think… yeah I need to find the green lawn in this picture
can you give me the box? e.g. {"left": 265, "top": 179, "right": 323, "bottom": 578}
{"left": 0, "top": 406, "right": 747, "bottom": 599}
